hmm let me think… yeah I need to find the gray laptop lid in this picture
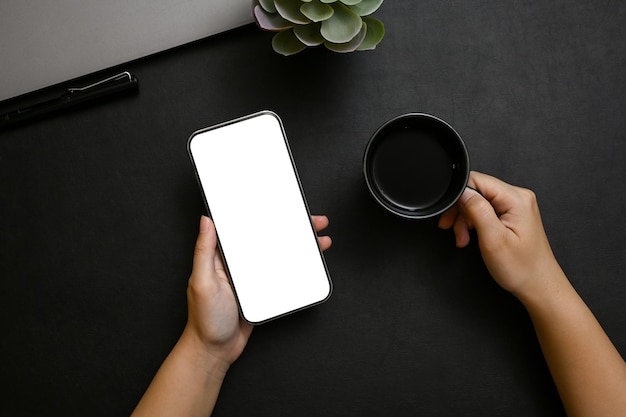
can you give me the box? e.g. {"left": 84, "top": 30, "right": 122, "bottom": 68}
{"left": 0, "top": 0, "right": 253, "bottom": 101}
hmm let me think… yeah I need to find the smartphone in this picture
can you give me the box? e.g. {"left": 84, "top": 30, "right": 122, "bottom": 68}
{"left": 187, "top": 111, "right": 332, "bottom": 324}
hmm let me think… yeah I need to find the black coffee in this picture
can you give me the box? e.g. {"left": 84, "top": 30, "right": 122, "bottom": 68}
{"left": 371, "top": 128, "right": 453, "bottom": 210}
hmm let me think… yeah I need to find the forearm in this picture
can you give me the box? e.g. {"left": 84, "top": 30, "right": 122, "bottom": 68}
{"left": 518, "top": 268, "right": 626, "bottom": 417}
{"left": 131, "top": 328, "right": 230, "bottom": 417}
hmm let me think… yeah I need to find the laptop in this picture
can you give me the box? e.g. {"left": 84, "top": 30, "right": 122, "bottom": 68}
{"left": 0, "top": 0, "right": 253, "bottom": 101}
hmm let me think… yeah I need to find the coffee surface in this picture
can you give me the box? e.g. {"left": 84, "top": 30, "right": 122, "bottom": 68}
{"left": 371, "top": 129, "right": 453, "bottom": 210}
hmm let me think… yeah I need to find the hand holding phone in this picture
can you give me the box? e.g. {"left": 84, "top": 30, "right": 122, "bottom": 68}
{"left": 188, "top": 111, "right": 332, "bottom": 324}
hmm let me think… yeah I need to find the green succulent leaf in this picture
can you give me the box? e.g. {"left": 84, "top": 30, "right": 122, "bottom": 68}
{"left": 254, "top": 4, "right": 293, "bottom": 31}
{"left": 258, "top": 0, "right": 277, "bottom": 13}
{"left": 348, "top": 0, "right": 383, "bottom": 16}
{"left": 320, "top": 2, "right": 362, "bottom": 43}
{"left": 275, "top": 0, "right": 311, "bottom": 24}
{"left": 272, "top": 29, "right": 307, "bottom": 55}
{"left": 255, "top": 0, "right": 384, "bottom": 55}
{"left": 356, "top": 16, "right": 384, "bottom": 50}
{"left": 293, "top": 22, "right": 325, "bottom": 46}
{"left": 300, "top": 0, "right": 334, "bottom": 22}
{"left": 339, "top": 0, "right": 362, "bottom": 5}
{"left": 324, "top": 21, "right": 367, "bottom": 52}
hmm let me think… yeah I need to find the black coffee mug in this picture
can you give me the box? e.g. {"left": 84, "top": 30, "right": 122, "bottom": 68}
{"left": 363, "top": 113, "right": 470, "bottom": 219}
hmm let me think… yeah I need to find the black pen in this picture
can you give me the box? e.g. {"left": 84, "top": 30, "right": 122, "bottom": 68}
{"left": 0, "top": 71, "right": 138, "bottom": 129}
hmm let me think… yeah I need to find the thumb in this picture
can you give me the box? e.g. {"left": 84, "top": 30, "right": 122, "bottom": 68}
{"left": 192, "top": 216, "right": 217, "bottom": 276}
{"left": 458, "top": 188, "right": 506, "bottom": 244}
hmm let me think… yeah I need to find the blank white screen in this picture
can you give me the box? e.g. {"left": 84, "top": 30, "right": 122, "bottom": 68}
{"left": 188, "top": 111, "right": 332, "bottom": 324}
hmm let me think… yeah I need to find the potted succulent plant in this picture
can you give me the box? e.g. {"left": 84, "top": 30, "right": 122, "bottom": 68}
{"left": 252, "top": 0, "right": 385, "bottom": 56}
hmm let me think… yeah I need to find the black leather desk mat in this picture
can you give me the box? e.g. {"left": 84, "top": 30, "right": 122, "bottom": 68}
{"left": 1, "top": 1, "right": 625, "bottom": 416}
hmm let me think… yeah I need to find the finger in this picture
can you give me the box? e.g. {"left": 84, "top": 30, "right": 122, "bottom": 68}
{"left": 214, "top": 249, "right": 226, "bottom": 274}
{"left": 452, "top": 212, "right": 471, "bottom": 248}
{"left": 458, "top": 182, "right": 507, "bottom": 244}
{"left": 467, "top": 171, "right": 522, "bottom": 217}
{"left": 312, "top": 215, "right": 329, "bottom": 232}
{"left": 317, "top": 235, "right": 332, "bottom": 251}
{"left": 438, "top": 205, "right": 458, "bottom": 230}
{"left": 192, "top": 216, "right": 217, "bottom": 277}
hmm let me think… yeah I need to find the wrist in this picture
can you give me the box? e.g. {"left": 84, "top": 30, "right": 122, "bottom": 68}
{"left": 179, "top": 326, "right": 231, "bottom": 381}
{"left": 512, "top": 261, "right": 573, "bottom": 311}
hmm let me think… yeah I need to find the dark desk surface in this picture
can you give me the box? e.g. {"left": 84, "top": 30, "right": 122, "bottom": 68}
{"left": 1, "top": 1, "right": 625, "bottom": 416}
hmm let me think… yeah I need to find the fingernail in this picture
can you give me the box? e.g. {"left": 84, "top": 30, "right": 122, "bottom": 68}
{"left": 459, "top": 189, "right": 473, "bottom": 205}
{"left": 199, "top": 215, "right": 210, "bottom": 233}
{"left": 460, "top": 186, "right": 482, "bottom": 205}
